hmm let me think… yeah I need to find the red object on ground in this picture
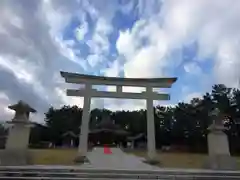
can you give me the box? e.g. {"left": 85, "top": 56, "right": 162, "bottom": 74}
{"left": 104, "top": 145, "right": 112, "bottom": 154}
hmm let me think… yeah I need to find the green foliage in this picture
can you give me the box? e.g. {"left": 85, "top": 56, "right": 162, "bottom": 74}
{"left": 44, "top": 105, "right": 82, "bottom": 145}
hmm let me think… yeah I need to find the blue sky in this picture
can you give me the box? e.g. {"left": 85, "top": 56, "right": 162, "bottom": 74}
{"left": 0, "top": 0, "right": 240, "bottom": 122}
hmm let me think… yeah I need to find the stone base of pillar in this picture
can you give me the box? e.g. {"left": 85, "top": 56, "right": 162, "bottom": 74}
{"left": 0, "top": 149, "right": 32, "bottom": 166}
{"left": 74, "top": 155, "right": 89, "bottom": 164}
{"left": 143, "top": 158, "right": 160, "bottom": 166}
{"left": 203, "top": 155, "right": 237, "bottom": 170}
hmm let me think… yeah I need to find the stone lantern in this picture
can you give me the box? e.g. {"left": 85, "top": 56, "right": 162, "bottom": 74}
{"left": 204, "top": 108, "right": 236, "bottom": 170}
{"left": 5, "top": 100, "right": 36, "bottom": 150}
{"left": 0, "top": 101, "right": 36, "bottom": 165}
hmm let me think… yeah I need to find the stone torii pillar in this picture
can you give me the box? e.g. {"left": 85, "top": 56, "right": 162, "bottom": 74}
{"left": 146, "top": 86, "right": 157, "bottom": 162}
{"left": 78, "top": 84, "right": 91, "bottom": 158}
{"left": 0, "top": 101, "right": 36, "bottom": 165}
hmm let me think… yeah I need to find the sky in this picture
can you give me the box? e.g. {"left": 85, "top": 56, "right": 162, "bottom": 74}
{"left": 0, "top": 0, "right": 240, "bottom": 123}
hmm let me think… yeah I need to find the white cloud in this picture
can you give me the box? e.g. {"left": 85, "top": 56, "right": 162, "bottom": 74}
{"left": 55, "top": 37, "right": 87, "bottom": 70}
{"left": 0, "top": 92, "right": 13, "bottom": 121}
{"left": 75, "top": 21, "right": 88, "bottom": 41}
{"left": 87, "top": 18, "right": 112, "bottom": 55}
{"left": 116, "top": 30, "right": 135, "bottom": 57}
{"left": 102, "top": 59, "right": 122, "bottom": 77}
{"left": 95, "top": 18, "right": 113, "bottom": 35}
{"left": 184, "top": 92, "right": 203, "bottom": 103}
{"left": 55, "top": 87, "right": 83, "bottom": 107}
{"left": 0, "top": 56, "right": 36, "bottom": 84}
{"left": 0, "top": 0, "right": 136, "bottom": 121}
{"left": 182, "top": 85, "right": 203, "bottom": 104}
{"left": 87, "top": 54, "right": 102, "bottom": 68}
{"left": 1, "top": 0, "right": 240, "bottom": 120}
{"left": 184, "top": 62, "right": 202, "bottom": 75}
{"left": 111, "top": 0, "right": 240, "bottom": 111}
{"left": 214, "top": 39, "right": 240, "bottom": 87}
{"left": 41, "top": 0, "right": 74, "bottom": 36}
{"left": 0, "top": 0, "right": 90, "bottom": 122}
{"left": 85, "top": 16, "right": 115, "bottom": 70}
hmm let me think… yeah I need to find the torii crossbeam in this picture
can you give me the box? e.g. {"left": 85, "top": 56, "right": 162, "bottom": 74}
{"left": 60, "top": 71, "right": 177, "bottom": 162}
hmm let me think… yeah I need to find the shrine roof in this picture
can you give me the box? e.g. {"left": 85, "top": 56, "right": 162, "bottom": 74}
{"left": 89, "top": 114, "right": 129, "bottom": 135}
{"left": 127, "top": 133, "right": 146, "bottom": 141}
{"left": 60, "top": 71, "right": 177, "bottom": 88}
{"left": 89, "top": 129, "right": 129, "bottom": 135}
{"left": 62, "top": 131, "right": 78, "bottom": 138}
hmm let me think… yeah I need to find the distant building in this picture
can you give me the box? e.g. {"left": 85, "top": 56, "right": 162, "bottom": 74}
{"left": 89, "top": 114, "right": 129, "bottom": 146}
{"left": 127, "top": 133, "right": 147, "bottom": 149}
{"left": 61, "top": 131, "right": 78, "bottom": 148}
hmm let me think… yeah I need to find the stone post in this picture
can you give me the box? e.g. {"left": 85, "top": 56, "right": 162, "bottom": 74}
{"left": 204, "top": 108, "right": 236, "bottom": 170}
{"left": 145, "top": 86, "right": 158, "bottom": 164}
{"left": 0, "top": 101, "right": 36, "bottom": 165}
{"left": 75, "top": 84, "right": 92, "bottom": 163}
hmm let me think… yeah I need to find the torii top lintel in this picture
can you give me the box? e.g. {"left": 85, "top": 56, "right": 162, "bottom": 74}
{"left": 60, "top": 71, "right": 177, "bottom": 88}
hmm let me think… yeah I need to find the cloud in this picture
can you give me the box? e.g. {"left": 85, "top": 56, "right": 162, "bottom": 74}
{"left": 184, "top": 92, "right": 203, "bottom": 103}
{"left": 75, "top": 19, "right": 88, "bottom": 41}
{"left": 0, "top": 0, "right": 87, "bottom": 122}
{"left": 86, "top": 17, "right": 113, "bottom": 69}
{"left": 0, "top": 0, "right": 136, "bottom": 121}
{"left": 184, "top": 62, "right": 202, "bottom": 75}
{"left": 101, "top": 59, "right": 122, "bottom": 77}
{"left": 104, "top": 0, "right": 240, "bottom": 110}
{"left": 1, "top": 0, "right": 240, "bottom": 121}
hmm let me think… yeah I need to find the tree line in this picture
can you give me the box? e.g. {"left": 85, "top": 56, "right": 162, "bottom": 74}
{"left": 28, "top": 84, "right": 240, "bottom": 153}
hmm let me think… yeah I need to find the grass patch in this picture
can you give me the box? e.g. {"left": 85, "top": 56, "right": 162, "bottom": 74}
{"left": 129, "top": 151, "right": 206, "bottom": 169}
{"left": 29, "top": 149, "right": 240, "bottom": 169}
{"left": 30, "top": 149, "right": 78, "bottom": 165}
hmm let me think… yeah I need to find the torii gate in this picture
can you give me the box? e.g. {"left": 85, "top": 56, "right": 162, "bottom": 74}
{"left": 60, "top": 71, "right": 177, "bottom": 162}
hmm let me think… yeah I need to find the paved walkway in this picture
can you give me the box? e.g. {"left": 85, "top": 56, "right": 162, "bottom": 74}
{"left": 81, "top": 147, "right": 160, "bottom": 170}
